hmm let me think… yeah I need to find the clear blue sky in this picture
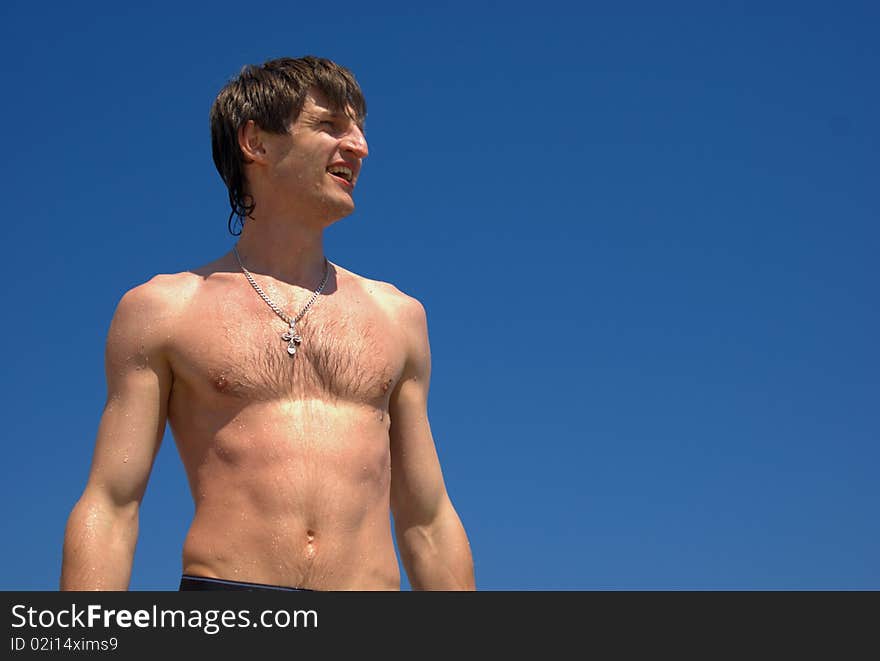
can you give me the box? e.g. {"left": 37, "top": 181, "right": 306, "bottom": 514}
{"left": 1, "top": 0, "right": 877, "bottom": 590}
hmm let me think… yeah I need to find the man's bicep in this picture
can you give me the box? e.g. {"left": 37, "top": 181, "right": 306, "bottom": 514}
{"left": 83, "top": 285, "right": 173, "bottom": 509}
{"left": 389, "top": 378, "right": 447, "bottom": 525}
{"left": 388, "top": 297, "right": 447, "bottom": 525}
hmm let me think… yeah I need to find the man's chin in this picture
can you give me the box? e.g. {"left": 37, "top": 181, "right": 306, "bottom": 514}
{"left": 321, "top": 201, "right": 356, "bottom": 226}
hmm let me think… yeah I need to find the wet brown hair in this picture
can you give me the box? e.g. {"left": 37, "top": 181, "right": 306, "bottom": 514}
{"left": 210, "top": 56, "right": 367, "bottom": 235}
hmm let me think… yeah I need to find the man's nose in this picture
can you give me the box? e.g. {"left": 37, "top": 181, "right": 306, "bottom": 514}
{"left": 341, "top": 124, "right": 368, "bottom": 158}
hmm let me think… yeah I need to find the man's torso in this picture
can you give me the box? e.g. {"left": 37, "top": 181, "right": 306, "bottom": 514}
{"left": 150, "top": 258, "right": 412, "bottom": 590}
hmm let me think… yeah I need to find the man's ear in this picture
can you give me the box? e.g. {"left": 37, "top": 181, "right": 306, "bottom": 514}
{"left": 238, "top": 120, "right": 269, "bottom": 164}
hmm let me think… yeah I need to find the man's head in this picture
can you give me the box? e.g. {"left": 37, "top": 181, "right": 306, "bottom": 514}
{"left": 210, "top": 56, "right": 367, "bottom": 234}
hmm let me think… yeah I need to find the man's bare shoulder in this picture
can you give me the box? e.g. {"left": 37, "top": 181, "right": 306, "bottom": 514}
{"left": 120, "top": 250, "right": 237, "bottom": 309}
{"left": 116, "top": 270, "right": 201, "bottom": 319}
{"left": 108, "top": 270, "right": 206, "bottom": 356}
{"left": 336, "top": 265, "right": 427, "bottom": 329}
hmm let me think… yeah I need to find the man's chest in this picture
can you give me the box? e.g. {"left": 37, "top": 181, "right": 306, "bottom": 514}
{"left": 169, "top": 285, "right": 406, "bottom": 407}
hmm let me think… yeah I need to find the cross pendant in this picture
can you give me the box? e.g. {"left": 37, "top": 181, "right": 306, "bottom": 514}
{"left": 281, "top": 322, "right": 303, "bottom": 355}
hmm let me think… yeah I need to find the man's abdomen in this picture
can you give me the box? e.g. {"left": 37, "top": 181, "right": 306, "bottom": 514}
{"left": 172, "top": 399, "right": 400, "bottom": 590}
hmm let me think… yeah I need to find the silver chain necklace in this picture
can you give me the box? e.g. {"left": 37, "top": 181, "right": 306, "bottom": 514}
{"left": 232, "top": 245, "right": 330, "bottom": 356}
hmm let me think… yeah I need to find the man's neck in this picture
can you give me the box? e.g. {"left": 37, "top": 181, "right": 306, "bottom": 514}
{"left": 233, "top": 216, "right": 329, "bottom": 286}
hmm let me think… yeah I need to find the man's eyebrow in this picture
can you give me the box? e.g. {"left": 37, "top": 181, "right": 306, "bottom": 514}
{"left": 313, "top": 107, "right": 346, "bottom": 116}
{"left": 321, "top": 109, "right": 365, "bottom": 131}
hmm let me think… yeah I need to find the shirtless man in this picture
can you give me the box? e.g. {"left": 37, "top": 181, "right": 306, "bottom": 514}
{"left": 60, "top": 56, "right": 475, "bottom": 591}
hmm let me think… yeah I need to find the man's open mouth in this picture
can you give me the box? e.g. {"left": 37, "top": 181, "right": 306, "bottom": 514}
{"left": 327, "top": 165, "right": 353, "bottom": 183}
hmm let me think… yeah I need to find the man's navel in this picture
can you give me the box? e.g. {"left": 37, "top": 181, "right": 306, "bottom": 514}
{"left": 305, "top": 529, "right": 317, "bottom": 559}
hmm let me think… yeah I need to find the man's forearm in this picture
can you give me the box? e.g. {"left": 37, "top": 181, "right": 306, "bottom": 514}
{"left": 60, "top": 498, "right": 139, "bottom": 590}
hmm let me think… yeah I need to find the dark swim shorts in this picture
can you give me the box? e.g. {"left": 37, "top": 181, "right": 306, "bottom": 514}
{"left": 179, "top": 574, "right": 313, "bottom": 592}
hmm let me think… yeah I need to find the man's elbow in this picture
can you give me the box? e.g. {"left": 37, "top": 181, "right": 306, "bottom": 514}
{"left": 68, "top": 489, "right": 141, "bottom": 537}
{"left": 394, "top": 503, "right": 475, "bottom": 590}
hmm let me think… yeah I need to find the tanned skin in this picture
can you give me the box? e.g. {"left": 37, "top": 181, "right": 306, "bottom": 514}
{"left": 61, "top": 88, "right": 475, "bottom": 591}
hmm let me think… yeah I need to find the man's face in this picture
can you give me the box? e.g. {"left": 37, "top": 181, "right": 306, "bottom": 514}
{"left": 261, "top": 87, "right": 369, "bottom": 223}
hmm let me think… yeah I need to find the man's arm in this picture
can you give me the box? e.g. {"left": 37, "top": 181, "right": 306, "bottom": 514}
{"left": 389, "top": 296, "right": 475, "bottom": 590}
{"left": 60, "top": 279, "right": 174, "bottom": 590}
